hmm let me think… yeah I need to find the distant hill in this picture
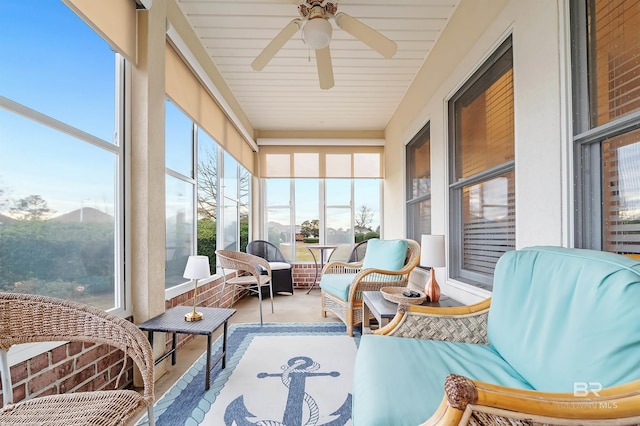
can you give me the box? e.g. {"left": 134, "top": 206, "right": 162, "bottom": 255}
{"left": 51, "top": 207, "right": 113, "bottom": 224}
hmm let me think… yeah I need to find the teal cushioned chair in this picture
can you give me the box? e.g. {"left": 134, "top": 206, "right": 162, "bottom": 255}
{"left": 320, "top": 238, "right": 420, "bottom": 336}
{"left": 352, "top": 246, "right": 640, "bottom": 425}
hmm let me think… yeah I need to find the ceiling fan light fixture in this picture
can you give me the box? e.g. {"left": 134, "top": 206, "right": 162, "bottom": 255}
{"left": 303, "top": 18, "right": 332, "bottom": 50}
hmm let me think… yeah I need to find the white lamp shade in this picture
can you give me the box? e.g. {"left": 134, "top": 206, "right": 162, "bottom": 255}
{"left": 303, "top": 18, "right": 332, "bottom": 50}
{"left": 420, "top": 235, "right": 446, "bottom": 268}
{"left": 183, "top": 255, "right": 211, "bottom": 280}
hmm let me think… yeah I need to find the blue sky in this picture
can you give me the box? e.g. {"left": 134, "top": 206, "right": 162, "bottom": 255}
{"left": 0, "top": 1, "right": 116, "bottom": 217}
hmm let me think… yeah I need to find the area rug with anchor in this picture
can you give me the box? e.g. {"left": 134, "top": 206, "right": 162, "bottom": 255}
{"left": 144, "top": 322, "right": 359, "bottom": 426}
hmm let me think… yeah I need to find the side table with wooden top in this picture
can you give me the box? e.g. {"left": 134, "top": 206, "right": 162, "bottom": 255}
{"left": 361, "top": 291, "right": 462, "bottom": 334}
{"left": 138, "top": 306, "right": 236, "bottom": 391}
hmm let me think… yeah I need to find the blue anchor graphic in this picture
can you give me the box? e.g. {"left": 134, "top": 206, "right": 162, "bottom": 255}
{"left": 224, "top": 356, "right": 352, "bottom": 426}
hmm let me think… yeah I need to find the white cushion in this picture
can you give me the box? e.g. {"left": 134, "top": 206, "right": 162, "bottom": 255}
{"left": 268, "top": 261, "right": 291, "bottom": 270}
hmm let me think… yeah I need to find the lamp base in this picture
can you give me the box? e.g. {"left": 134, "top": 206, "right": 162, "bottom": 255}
{"left": 185, "top": 310, "right": 203, "bottom": 322}
{"left": 424, "top": 268, "right": 441, "bottom": 302}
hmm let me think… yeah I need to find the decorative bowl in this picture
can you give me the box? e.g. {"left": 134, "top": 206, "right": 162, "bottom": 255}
{"left": 380, "top": 287, "right": 426, "bottom": 305}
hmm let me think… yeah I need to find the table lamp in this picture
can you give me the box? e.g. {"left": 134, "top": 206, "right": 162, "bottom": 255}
{"left": 420, "top": 235, "right": 445, "bottom": 302}
{"left": 183, "top": 255, "right": 211, "bottom": 321}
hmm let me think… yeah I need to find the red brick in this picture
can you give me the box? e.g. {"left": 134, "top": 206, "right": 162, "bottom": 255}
{"left": 97, "top": 350, "right": 122, "bottom": 373}
{"left": 68, "top": 342, "right": 83, "bottom": 356}
{"left": 51, "top": 345, "right": 67, "bottom": 364}
{"left": 76, "top": 371, "right": 108, "bottom": 392}
{"left": 32, "top": 384, "right": 58, "bottom": 399}
{"left": 11, "top": 361, "right": 28, "bottom": 383}
{"left": 76, "top": 344, "right": 110, "bottom": 369}
{"left": 60, "top": 364, "right": 96, "bottom": 393}
{"left": 29, "top": 352, "right": 49, "bottom": 375}
{"left": 28, "top": 359, "right": 74, "bottom": 394}
{"left": 28, "top": 369, "right": 59, "bottom": 395}
{"left": 13, "top": 383, "right": 26, "bottom": 403}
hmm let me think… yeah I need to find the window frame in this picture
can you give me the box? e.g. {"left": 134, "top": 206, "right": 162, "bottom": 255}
{"left": 571, "top": 0, "right": 640, "bottom": 251}
{"left": 262, "top": 178, "right": 382, "bottom": 261}
{"left": 447, "top": 36, "right": 515, "bottom": 290}
{"left": 406, "top": 122, "right": 432, "bottom": 243}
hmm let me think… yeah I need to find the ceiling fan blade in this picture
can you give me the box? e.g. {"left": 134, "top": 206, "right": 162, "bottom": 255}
{"left": 251, "top": 18, "right": 302, "bottom": 71}
{"left": 316, "top": 46, "right": 334, "bottom": 90}
{"left": 334, "top": 12, "right": 397, "bottom": 59}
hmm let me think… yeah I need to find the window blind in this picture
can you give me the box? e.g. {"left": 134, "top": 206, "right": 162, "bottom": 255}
{"left": 602, "top": 128, "right": 640, "bottom": 254}
{"left": 259, "top": 146, "right": 383, "bottom": 178}
{"left": 63, "top": 0, "right": 137, "bottom": 64}
{"left": 165, "top": 44, "right": 255, "bottom": 174}
{"left": 592, "top": 0, "right": 640, "bottom": 127}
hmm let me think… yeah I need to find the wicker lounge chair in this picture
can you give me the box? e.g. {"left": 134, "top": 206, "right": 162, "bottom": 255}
{"left": 320, "top": 238, "right": 420, "bottom": 336}
{"left": 216, "top": 249, "right": 274, "bottom": 325}
{"left": 0, "top": 292, "right": 155, "bottom": 426}
{"left": 353, "top": 247, "right": 640, "bottom": 425}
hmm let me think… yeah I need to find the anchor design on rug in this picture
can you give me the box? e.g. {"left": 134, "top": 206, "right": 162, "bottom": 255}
{"left": 224, "top": 356, "right": 352, "bottom": 426}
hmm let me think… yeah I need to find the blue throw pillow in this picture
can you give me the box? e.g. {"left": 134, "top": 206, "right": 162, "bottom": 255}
{"left": 361, "top": 239, "right": 408, "bottom": 271}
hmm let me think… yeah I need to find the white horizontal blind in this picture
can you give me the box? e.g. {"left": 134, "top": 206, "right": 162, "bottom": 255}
{"left": 593, "top": 0, "right": 640, "bottom": 127}
{"left": 602, "top": 129, "right": 640, "bottom": 254}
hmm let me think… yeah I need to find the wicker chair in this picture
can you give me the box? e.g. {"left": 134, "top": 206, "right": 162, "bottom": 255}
{"left": 355, "top": 249, "right": 640, "bottom": 425}
{"left": 320, "top": 238, "right": 420, "bottom": 336}
{"left": 0, "top": 292, "right": 155, "bottom": 426}
{"left": 216, "top": 249, "right": 274, "bottom": 325}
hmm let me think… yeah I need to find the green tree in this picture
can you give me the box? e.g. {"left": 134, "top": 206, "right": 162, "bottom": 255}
{"left": 300, "top": 219, "right": 319, "bottom": 238}
{"left": 11, "top": 195, "right": 55, "bottom": 220}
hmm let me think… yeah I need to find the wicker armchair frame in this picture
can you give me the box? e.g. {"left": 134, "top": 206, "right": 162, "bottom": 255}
{"left": 320, "top": 238, "right": 420, "bottom": 336}
{"left": 378, "top": 298, "right": 640, "bottom": 425}
{"left": 215, "top": 249, "right": 274, "bottom": 325}
{"left": 0, "top": 292, "right": 154, "bottom": 426}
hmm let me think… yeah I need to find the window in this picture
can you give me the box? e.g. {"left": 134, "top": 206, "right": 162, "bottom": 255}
{"left": 406, "top": 123, "right": 432, "bottom": 242}
{"left": 263, "top": 178, "right": 381, "bottom": 262}
{"left": 0, "top": 2, "right": 125, "bottom": 311}
{"left": 165, "top": 100, "right": 196, "bottom": 288}
{"left": 572, "top": 0, "right": 640, "bottom": 254}
{"left": 165, "top": 98, "right": 251, "bottom": 287}
{"left": 448, "top": 37, "right": 515, "bottom": 289}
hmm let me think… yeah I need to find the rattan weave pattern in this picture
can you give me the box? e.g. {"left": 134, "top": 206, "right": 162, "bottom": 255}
{"left": 0, "top": 292, "right": 154, "bottom": 425}
{"left": 389, "top": 311, "right": 489, "bottom": 344}
{"left": 468, "top": 411, "right": 540, "bottom": 425}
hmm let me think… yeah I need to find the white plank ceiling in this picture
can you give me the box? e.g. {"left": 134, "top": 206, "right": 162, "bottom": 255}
{"left": 175, "top": 0, "right": 460, "bottom": 133}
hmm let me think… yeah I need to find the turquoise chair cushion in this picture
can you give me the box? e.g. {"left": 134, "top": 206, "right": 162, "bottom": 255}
{"left": 353, "top": 335, "right": 533, "bottom": 426}
{"left": 361, "top": 238, "right": 408, "bottom": 271}
{"left": 319, "top": 273, "right": 357, "bottom": 301}
{"left": 488, "top": 246, "right": 640, "bottom": 392}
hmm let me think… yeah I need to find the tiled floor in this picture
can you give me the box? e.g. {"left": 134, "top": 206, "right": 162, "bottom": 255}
{"left": 151, "top": 288, "right": 340, "bottom": 398}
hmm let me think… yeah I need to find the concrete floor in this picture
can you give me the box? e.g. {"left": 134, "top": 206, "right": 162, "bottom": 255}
{"left": 152, "top": 288, "right": 340, "bottom": 399}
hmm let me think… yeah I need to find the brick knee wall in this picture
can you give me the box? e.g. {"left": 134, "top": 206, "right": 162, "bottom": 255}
{"left": 292, "top": 263, "right": 320, "bottom": 289}
{"left": 0, "top": 267, "right": 317, "bottom": 405}
{"left": 0, "top": 340, "right": 134, "bottom": 407}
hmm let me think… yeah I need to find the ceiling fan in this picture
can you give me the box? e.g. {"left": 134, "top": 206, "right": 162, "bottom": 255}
{"left": 251, "top": 0, "right": 397, "bottom": 90}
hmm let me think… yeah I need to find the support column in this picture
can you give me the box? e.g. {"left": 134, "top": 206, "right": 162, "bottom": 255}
{"left": 130, "top": 0, "right": 168, "bottom": 380}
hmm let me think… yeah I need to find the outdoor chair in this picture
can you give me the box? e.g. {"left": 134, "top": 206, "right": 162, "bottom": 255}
{"left": 0, "top": 292, "right": 155, "bottom": 426}
{"left": 320, "top": 238, "right": 420, "bottom": 336}
{"left": 246, "top": 240, "right": 294, "bottom": 295}
{"left": 216, "top": 249, "right": 274, "bottom": 325}
{"left": 347, "top": 240, "right": 369, "bottom": 262}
